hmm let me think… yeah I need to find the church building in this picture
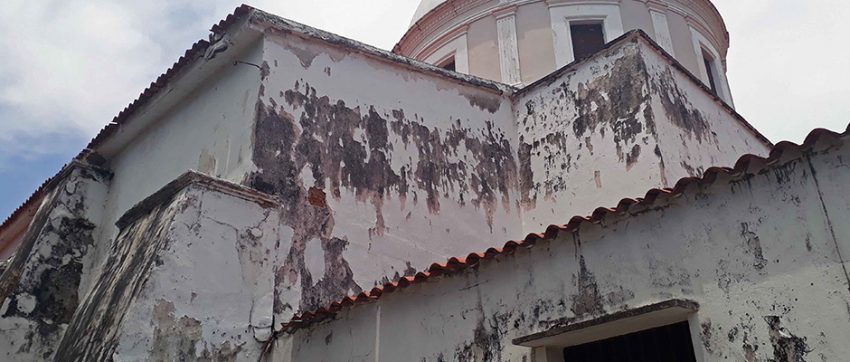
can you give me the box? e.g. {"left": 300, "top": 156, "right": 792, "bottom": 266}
{"left": 0, "top": 1, "right": 847, "bottom": 361}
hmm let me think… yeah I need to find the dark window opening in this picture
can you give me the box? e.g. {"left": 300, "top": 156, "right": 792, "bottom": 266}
{"left": 438, "top": 57, "right": 456, "bottom": 72}
{"left": 570, "top": 22, "right": 605, "bottom": 61}
{"left": 563, "top": 321, "right": 697, "bottom": 362}
{"left": 702, "top": 49, "right": 718, "bottom": 95}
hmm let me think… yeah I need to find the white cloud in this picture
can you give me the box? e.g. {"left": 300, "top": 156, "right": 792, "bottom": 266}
{"left": 713, "top": 0, "right": 850, "bottom": 142}
{"left": 0, "top": 0, "right": 419, "bottom": 166}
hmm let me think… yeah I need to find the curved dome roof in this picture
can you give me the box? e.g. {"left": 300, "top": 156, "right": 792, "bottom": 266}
{"left": 410, "top": 0, "right": 448, "bottom": 26}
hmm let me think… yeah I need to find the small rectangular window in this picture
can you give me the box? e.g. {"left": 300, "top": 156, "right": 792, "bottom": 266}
{"left": 562, "top": 321, "right": 697, "bottom": 362}
{"left": 702, "top": 49, "right": 718, "bottom": 95}
{"left": 438, "top": 57, "right": 456, "bottom": 72}
{"left": 570, "top": 22, "right": 605, "bottom": 61}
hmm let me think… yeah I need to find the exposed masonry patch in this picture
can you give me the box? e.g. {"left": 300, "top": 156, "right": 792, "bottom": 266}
{"left": 54, "top": 194, "right": 182, "bottom": 360}
{"left": 250, "top": 82, "right": 520, "bottom": 311}
{"left": 0, "top": 166, "right": 106, "bottom": 360}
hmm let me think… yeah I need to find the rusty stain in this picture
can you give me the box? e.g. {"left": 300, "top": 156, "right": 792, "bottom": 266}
{"left": 307, "top": 187, "right": 327, "bottom": 208}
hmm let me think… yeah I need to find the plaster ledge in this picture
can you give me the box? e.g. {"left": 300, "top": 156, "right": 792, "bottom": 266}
{"left": 116, "top": 170, "right": 280, "bottom": 229}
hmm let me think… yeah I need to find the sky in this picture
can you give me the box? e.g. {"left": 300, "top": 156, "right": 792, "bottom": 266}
{"left": 0, "top": 0, "right": 848, "bottom": 219}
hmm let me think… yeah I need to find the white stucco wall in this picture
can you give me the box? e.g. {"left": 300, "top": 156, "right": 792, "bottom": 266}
{"left": 513, "top": 36, "right": 769, "bottom": 233}
{"left": 276, "top": 131, "right": 850, "bottom": 362}
{"left": 0, "top": 8, "right": 786, "bottom": 361}
{"left": 255, "top": 24, "right": 523, "bottom": 322}
{"left": 100, "top": 39, "right": 265, "bottom": 250}
{"left": 48, "top": 174, "right": 283, "bottom": 361}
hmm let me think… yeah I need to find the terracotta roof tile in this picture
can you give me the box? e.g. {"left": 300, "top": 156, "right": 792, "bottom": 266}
{"left": 280, "top": 122, "right": 850, "bottom": 331}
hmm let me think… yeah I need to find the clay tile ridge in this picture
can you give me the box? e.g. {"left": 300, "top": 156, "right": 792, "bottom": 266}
{"left": 280, "top": 122, "right": 850, "bottom": 331}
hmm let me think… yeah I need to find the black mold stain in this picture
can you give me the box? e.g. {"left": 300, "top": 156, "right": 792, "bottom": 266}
{"left": 251, "top": 83, "right": 519, "bottom": 311}
{"left": 55, "top": 191, "right": 181, "bottom": 361}
{"left": 2, "top": 217, "right": 94, "bottom": 344}
{"left": 765, "top": 316, "right": 810, "bottom": 362}
{"left": 649, "top": 259, "right": 691, "bottom": 289}
{"left": 651, "top": 67, "right": 713, "bottom": 143}
{"left": 519, "top": 48, "right": 657, "bottom": 201}
{"left": 566, "top": 52, "right": 655, "bottom": 154}
{"left": 626, "top": 144, "right": 641, "bottom": 171}
{"left": 517, "top": 142, "right": 534, "bottom": 210}
{"left": 654, "top": 145, "right": 670, "bottom": 187}
{"left": 0, "top": 169, "right": 101, "bottom": 360}
{"left": 461, "top": 91, "right": 502, "bottom": 114}
{"left": 701, "top": 320, "right": 714, "bottom": 353}
{"left": 472, "top": 317, "right": 502, "bottom": 362}
{"left": 570, "top": 256, "right": 604, "bottom": 318}
{"left": 740, "top": 223, "right": 767, "bottom": 271}
{"left": 299, "top": 237, "right": 360, "bottom": 311}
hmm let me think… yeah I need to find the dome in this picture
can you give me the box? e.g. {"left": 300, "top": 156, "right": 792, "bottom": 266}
{"left": 398, "top": 0, "right": 732, "bottom": 103}
{"left": 410, "top": 0, "right": 447, "bottom": 26}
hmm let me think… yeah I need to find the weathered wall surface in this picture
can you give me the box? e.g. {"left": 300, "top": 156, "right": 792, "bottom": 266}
{"left": 55, "top": 173, "right": 283, "bottom": 361}
{"left": 100, "top": 38, "right": 265, "bottom": 250}
{"left": 0, "top": 10, "right": 791, "bottom": 362}
{"left": 0, "top": 164, "right": 110, "bottom": 361}
{"left": 252, "top": 18, "right": 522, "bottom": 322}
{"left": 514, "top": 36, "right": 770, "bottom": 233}
{"left": 277, "top": 131, "right": 850, "bottom": 362}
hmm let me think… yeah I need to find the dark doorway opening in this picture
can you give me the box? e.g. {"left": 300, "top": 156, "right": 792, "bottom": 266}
{"left": 570, "top": 22, "right": 605, "bottom": 61}
{"left": 562, "top": 321, "right": 697, "bottom": 362}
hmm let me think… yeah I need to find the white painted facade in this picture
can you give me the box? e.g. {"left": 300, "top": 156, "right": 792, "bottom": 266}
{"left": 275, "top": 131, "right": 850, "bottom": 361}
{"left": 398, "top": 0, "right": 734, "bottom": 106}
{"left": 0, "top": 4, "right": 843, "bottom": 362}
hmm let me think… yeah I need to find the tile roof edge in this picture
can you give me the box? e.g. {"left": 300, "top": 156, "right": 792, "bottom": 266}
{"left": 280, "top": 121, "right": 850, "bottom": 332}
{"left": 247, "top": 8, "right": 515, "bottom": 94}
{"left": 0, "top": 4, "right": 518, "bottom": 243}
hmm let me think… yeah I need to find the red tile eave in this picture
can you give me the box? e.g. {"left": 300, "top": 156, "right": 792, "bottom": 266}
{"left": 281, "top": 123, "right": 850, "bottom": 332}
{"left": 0, "top": 4, "right": 257, "bottom": 246}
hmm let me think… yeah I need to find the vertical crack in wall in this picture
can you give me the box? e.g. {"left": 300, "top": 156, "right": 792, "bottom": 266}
{"left": 804, "top": 153, "right": 850, "bottom": 293}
